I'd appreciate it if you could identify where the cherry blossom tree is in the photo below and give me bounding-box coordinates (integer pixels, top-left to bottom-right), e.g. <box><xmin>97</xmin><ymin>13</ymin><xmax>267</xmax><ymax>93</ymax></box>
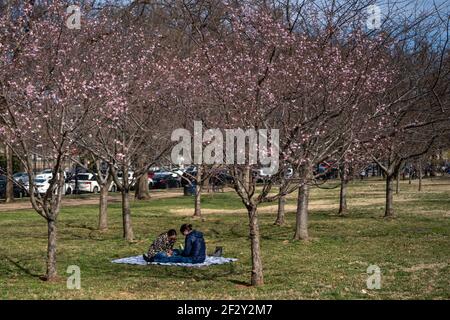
<box><xmin>270</xmin><ymin>0</ymin><xmax>450</xmax><ymax>233</ymax></box>
<box><xmin>279</xmin><ymin>30</ymin><xmax>393</xmax><ymax>239</ymax></box>
<box><xmin>0</xmin><ymin>0</ymin><xmax>102</xmax><ymax>280</ymax></box>
<box><xmin>74</xmin><ymin>10</ymin><xmax>177</xmax><ymax>241</ymax></box>
<box><xmin>360</xmin><ymin>13</ymin><xmax>450</xmax><ymax>217</ymax></box>
<box><xmin>173</xmin><ymin>5</ymin><xmax>296</xmax><ymax>285</ymax></box>
<box><xmin>175</xmin><ymin>2</ymin><xmax>393</xmax><ymax>284</ymax></box>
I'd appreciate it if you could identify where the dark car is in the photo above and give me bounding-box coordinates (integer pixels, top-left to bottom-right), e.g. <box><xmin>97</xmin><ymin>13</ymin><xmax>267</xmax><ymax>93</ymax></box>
<box><xmin>152</xmin><ymin>173</ymin><xmax>181</xmax><ymax>189</ymax></box>
<box><xmin>180</xmin><ymin>169</ymin><xmax>233</xmax><ymax>188</ymax></box>
<box><xmin>181</xmin><ymin>170</ymin><xmax>197</xmax><ymax>187</ymax></box>
<box><xmin>314</xmin><ymin>162</ymin><xmax>338</xmax><ymax>180</ymax></box>
<box><xmin>210</xmin><ymin>170</ymin><xmax>234</xmax><ymax>186</ymax></box>
<box><xmin>0</xmin><ymin>175</ymin><xmax>27</xmax><ymax>199</ymax></box>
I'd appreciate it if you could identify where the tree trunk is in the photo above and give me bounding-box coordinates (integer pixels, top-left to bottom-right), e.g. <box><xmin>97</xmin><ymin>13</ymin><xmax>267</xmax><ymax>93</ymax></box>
<box><xmin>418</xmin><ymin>162</ymin><xmax>423</xmax><ymax>192</ymax></box>
<box><xmin>338</xmin><ymin>163</ymin><xmax>348</xmax><ymax>216</ymax></box>
<box><xmin>384</xmin><ymin>174</ymin><xmax>395</xmax><ymax>218</ymax></box>
<box><xmin>193</xmin><ymin>185</ymin><xmax>202</xmax><ymax>217</ymax></box>
<box><xmin>122</xmin><ymin>189</ymin><xmax>134</xmax><ymax>241</ymax></box>
<box><xmin>46</xmin><ymin>219</ymin><xmax>57</xmax><ymax>281</ymax></box>
<box><xmin>396</xmin><ymin>170</ymin><xmax>400</xmax><ymax>194</ymax></box>
<box><xmin>248</xmin><ymin>206</ymin><xmax>263</xmax><ymax>286</ymax></box>
<box><xmin>274</xmin><ymin>193</ymin><xmax>286</xmax><ymax>225</ymax></box>
<box><xmin>98</xmin><ymin>184</ymin><xmax>109</xmax><ymax>230</ymax></box>
<box><xmin>5</xmin><ymin>145</ymin><xmax>14</xmax><ymax>203</ymax></box>
<box><xmin>193</xmin><ymin>165</ymin><xmax>202</xmax><ymax>217</ymax></box>
<box><xmin>294</xmin><ymin>182</ymin><xmax>310</xmax><ymax>240</ymax></box>
<box><xmin>204</xmin><ymin>179</ymin><xmax>211</xmax><ymax>193</ymax></box>
<box><xmin>338</xmin><ymin>178</ymin><xmax>348</xmax><ymax>215</ymax></box>
<box><xmin>135</xmin><ymin>173</ymin><xmax>150</xmax><ymax>200</ymax></box>
<box><xmin>243</xmin><ymin>165</ymin><xmax>251</xmax><ymax>191</ymax></box>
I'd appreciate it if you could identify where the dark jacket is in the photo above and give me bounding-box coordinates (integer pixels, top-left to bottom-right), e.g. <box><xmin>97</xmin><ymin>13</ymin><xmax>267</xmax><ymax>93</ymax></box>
<box><xmin>181</xmin><ymin>230</ymin><xmax>206</xmax><ymax>263</ymax></box>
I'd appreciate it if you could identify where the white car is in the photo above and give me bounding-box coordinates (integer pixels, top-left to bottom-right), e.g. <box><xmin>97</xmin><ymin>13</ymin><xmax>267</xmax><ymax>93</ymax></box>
<box><xmin>285</xmin><ymin>168</ymin><xmax>294</xmax><ymax>178</ymax></box>
<box><xmin>117</xmin><ymin>171</ymin><xmax>136</xmax><ymax>187</ymax></box>
<box><xmin>32</xmin><ymin>177</ymin><xmax>51</xmax><ymax>194</ymax></box>
<box><xmin>68</xmin><ymin>173</ymin><xmax>117</xmax><ymax>194</ymax></box>
<box><xmin>255</xmin><ymin>167</ymin><xmax>274</xmax><ymax>179</ymax></box>
<box><xmin>116</xmin><ymin>171</ymin><xmax>154</xmax><ymax>188</ymax></box>
<box><xmin>171</xmin><ymin>168</ymin><xmax>185</xmax><ymax>178</ymax></box>
<box><xmin>37</xmin><ymin>169</ymin><xmax>68</xmax><ymax>181</ymax></box>
<box><xmin>37</xmin><ymin>169</ymin><xmax>54</xmax><ymax>180</ymax></box>
<box><xmin>25</xmin><ymin>177</ymin><xmax>71</xmax><ymax>195</ymax></box>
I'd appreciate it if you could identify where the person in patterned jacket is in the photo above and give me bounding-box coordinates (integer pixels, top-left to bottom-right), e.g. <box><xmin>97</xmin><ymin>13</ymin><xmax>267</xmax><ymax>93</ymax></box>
<box><xmin>143</xmin><ymin>229</ymin><xmax>177</xmax><ymax>262</ymax></box>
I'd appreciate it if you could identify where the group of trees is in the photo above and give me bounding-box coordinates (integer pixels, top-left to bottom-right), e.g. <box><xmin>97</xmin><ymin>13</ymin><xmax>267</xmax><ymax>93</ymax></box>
<box><xmin>0</xmin><ymin>0</ymin><xmax>449</xmax><ymax>286</ymax></box>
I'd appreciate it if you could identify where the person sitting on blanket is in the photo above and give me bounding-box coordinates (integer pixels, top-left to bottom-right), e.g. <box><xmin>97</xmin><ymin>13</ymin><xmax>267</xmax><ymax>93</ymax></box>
<box><xmin>142</xmin><ymin>229</ymin><xmax>177</xmax><ymax>263</ymax></box>
<box><xmin>144</xmin><ymin>224</ymin><xmax>206</xmax><ymax>264</ymax></box>
<box><xmin>178</xmin><ymin>223</ymin><xmax>206</xmax><ymax>264</ymax></box>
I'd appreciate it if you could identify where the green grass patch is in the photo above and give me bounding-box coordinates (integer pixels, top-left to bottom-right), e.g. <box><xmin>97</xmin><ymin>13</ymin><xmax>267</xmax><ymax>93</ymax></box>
<box><xmin>0</xmin><ymin>178</ymin><xmax>449</xmax><ymax>299</ymax></box>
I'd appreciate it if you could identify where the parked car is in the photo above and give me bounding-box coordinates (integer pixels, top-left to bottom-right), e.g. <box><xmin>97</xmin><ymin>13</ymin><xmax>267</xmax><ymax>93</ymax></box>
<box><xmin>285</xmin><ymin>168</ymin><xmax>294</xmax><ymax>178</ymax></box>
<box><xmin>184</xmin><ymin>166</ymin><xmax>197</xmax><ymax>174</ymax></box>
<box><xmin>33</xmin><ymin>177</ymin><xmax>52</xmax><ymax>194</ymax></box>
<box><xmin>36</xmin><ymin>169</ymin><xmax>68</xmax><ymax>181</ymax></box>
<box><xmin>171</xmin><ymin>167</ymin><xmax>185</xmax><ymax>177</ymax></box>
<box><xmin>24</xmin><ymin>176</ymin><xmax>72</xmax><ymax>195</ymax></box>
<box><xmin>68</xmin><ymin>173</ymin><xmax>117</xmax><ymax>194</ymax></box>
<box><xmin>148</xmin><ymin>171</ymin><xmax>156</xmax><ymax>180</ymax></box>
<box><xmin>117</xmin><ymin>171</ymin><xmax>136</xmax><ymax>187</ymax></box>
<box><xmin>315</xmin><ymin>162</ymin><xmax>338</xmax><ymax>180</ymax></box>
<box><xmin>147</xmin><ymin>177</ymin><xmax>154</xmax><ymax>188</ymax></box>
<box><xmin>0</xmin><ymin>175</ymin><xmax>26</xmax><ymax>199</ymax></box>
<box><xmin>211</xmin><ymin>170</ymin><xmax>234</xmax><ymax>186</ymax></box>
<box><xmin>13</xmin><ymin>172</ymin><xmax>29</xmax><ymax>184</ymax></box>
<box><xmin>180</xmin><ymin>168</ymin><xmax>233</xmax><ymax>187</ymax></box>
<box><xmin>253</xmin><ymin>167</ymin><xmax>274</xmax><ymax>182</ymax></box>
<box><xmin>181</xmin><ymin>169</ymin><xmax>197</xmax><ymax>187</ymax></box>
<box><xmin>148</xmin><ymin>167</ymin><xmax>162</xmax><ymax>179</ymax></box>
<box><xmin>152</xmin><ymin>173</ymin><xmax>181</xmax><ymax>189</ymax></box>
<box><xmin>38</xmin><ymin>169</ymin><xmax>54</xmax><ymax>180</ymax></box>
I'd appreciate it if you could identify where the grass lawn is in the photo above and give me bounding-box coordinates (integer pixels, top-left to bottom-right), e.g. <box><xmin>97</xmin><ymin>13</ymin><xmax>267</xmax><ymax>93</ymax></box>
<box><xmin>0</xmin><ymin>177</ymin><xmax>449</xmax><ymax>299</ymax></box>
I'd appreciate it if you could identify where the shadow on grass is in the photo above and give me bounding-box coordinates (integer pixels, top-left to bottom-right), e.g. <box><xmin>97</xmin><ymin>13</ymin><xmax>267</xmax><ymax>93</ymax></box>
<box><xmin>60</xmin><ymin>222</ymin><xmax>118</xmax><ymax>242</ymax></box>
<box><xmin>160</xmin><ymin>263</ymin><xmax>238</xmax><ymax>281</ymax></box>
<box><xmin>228</xmin><ymin>279</ymin><xmax>252</xmax><ymax>287</ymax></box>
<box><xmin>3</xmin><ymin>255</ymin><xmax>41</xmax><ymax>278</ymax></box>
<box><xmin>62</xmin><ymin>221</ymin><xmax>97</xmax><ymax>231</ymax></box>
<box><xmin>109</xmin><ymin>262</ymin><xmax>239</xmax><ymax>282</ymax></box>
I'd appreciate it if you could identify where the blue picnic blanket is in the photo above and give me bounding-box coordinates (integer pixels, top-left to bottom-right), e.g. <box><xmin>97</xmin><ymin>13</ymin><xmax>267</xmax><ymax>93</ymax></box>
<box><xmin>111</xmin><ymin>255</ymin><xmax>237</xmax><ymax>268</ymax></box>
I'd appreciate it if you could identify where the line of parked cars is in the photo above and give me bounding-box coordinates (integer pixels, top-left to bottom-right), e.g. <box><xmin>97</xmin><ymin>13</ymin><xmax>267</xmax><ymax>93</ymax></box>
<box><xmin>1</xmin><ymin>170</ymin><xmax>108</xmax><ymax>198</ymax></box>
<box><xmin>149</xmin><ymin>167</ymin><xmax>186</xmax><ymax>189</ymax></box>
<box><xmin>2</xmin><ymin>164</ymin><xmax>302</xmax><ymax>199</ymax></box>
<box><xmin>0</xmin><ymin>166</ymin><xmax>189</xmax><ymax>199</ymax></box>
<box><xmin>0</xmin><ymin>175</ymin><xmax>27</xmax><ymax>199</ymax></box>
<box><xmin>66</xmin><ymin>173</ymin><xmax>118</xmax><ymax>194</ymax></box>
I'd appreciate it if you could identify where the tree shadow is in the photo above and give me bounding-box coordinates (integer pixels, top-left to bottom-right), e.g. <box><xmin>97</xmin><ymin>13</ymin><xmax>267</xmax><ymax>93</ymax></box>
<box><xmin>62</xmin><ymin>222</ymin><xmax>96</xmax><ymax>231</ymax></box>
<box><xmin>60</xmin><ymin>222</ymin><xmax>111</xmax><ymax>241</ymax></box>
<box><xmin>135</xmin><ymin>262</ymin><xmax>238</xmax><ymax>282</ymax></box>
<box><xmin>228</xmin><ymin>279</ymin><xmax>252</xmax><ymax>287</ymax></box>
<box><xmin>3</xmin><ymin>255</ymin><xmax>41</xmax><ymax>278</ymax></box>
